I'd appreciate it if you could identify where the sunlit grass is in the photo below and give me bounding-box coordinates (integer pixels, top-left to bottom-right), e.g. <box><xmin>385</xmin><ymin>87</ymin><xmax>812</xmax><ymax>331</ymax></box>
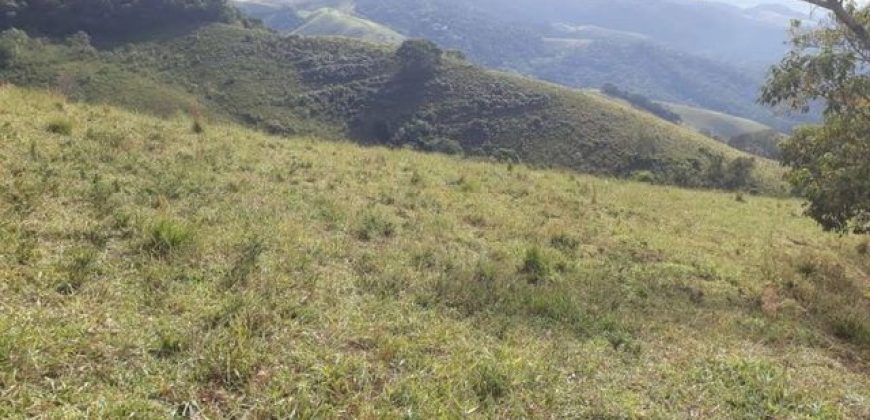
<box><xmin>0</xmin><ymin>86</ymin><xmax>867</xmax><ymax>418</ymax></box>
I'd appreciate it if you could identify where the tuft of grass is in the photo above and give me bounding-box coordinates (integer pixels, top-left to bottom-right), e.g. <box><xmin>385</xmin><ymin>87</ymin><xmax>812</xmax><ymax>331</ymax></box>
<box><xmin>520</xmin><ymin>247</ymin><xmax>551</xmax><ymax>285</ymax></box>
<box><xmin>470</xmin><ymin>359</ymin><xmax>510</xmax><ymax>403</ymax></box>
<box><xmin>55</xmin><ymin>247</ymin><xmax>97</xmax><ymax>295</ymax></box>
<box><xmin>145</xmin><ymin>218</ymin><xmax>193</xmax><ymax>258</ymax></box>
<box><xmin>223</xmin><ymin>237</ymin><xmax>266</xmax><ymax>289</ymax></box>
<box><xmin>198</xmin><ymin>325</ymin><xmax>260</xmax><ymax>390</ymax></box>
<box><xmin>46</xmin><ymin>118</ymin><xmax>73</xmax><ymax>135</ymax></box>
<box><xmin>151</xmin><ymin>327</ymin><xmax>186</xmax><ymax>358</ymax></box>
<box><xmin>355</xmin><ymin>210</ymin><xmax>397</xmax><ymax>241</ymax></box>
<box><xmin>550</xmin><ymin>233</ymin><xmax>580</xmax><ymax>253</ymax></box>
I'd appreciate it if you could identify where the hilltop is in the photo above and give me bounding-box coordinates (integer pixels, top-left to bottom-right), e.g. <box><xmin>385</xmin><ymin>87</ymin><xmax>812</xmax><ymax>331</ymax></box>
<box><xmin>291</xmin><ymin>8</ymin><xmax>404</xmax><ymax>44</ymax></box>
<box><xmin>0</xmin><ymin>24</ymin><xmax>783</xmax><ymax>191</ymax></box>
<box><xmin>239</xmin><ymin>0</ymin><xmax>813</xmax><ymax>132</ymax></box>
<box><xmin>0</xmin><ymin>86</ymin><xmax>867</xmax><ymax>417</ymax></box>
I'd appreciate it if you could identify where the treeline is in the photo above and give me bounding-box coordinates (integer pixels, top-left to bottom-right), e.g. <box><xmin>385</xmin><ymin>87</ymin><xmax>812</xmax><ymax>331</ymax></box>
<box><xmin>0</xmin><ymin>0</ymin><xmax>247</xmax><ymax>40</ymax></box>
<box><xmin>601</xmin><ymin>83</ymin><xmax>682</xmax><ymax>124</ymax></box>
<box><xmin>727</xmin><ymin>130</ymin><xmax>782</xmax><ymax>161</ymax></box>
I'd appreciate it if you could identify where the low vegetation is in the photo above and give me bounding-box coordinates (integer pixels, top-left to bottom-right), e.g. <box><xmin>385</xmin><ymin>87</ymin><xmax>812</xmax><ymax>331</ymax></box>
<box><xmin>0</xmin><ymin>24</ymin><xmax>785</xmax><ymax>192</ymax></box>
<box><xmin>0</xmin><ymin>86</ymin><xmax>866</xmax><ymax>417</ymax></box>
<box><xmin>601</xmin><ymin>83</ymin><xmax>682</xmax><ymax>124</ymax></box>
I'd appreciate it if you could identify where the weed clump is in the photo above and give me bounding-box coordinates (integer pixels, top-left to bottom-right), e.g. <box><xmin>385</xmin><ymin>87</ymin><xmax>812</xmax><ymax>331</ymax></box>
<box><xmin>151</xmin><ymin>327</ymin><xmax>186</xmax><ymax>358</ymax></box>
<box><xmin>520</xmin><ymin>247</ymin><xmax>550</xmax><ymax>284</ymax></box>
<box><xmin>470</xmin><ymin>360</ymin><xmax>509</xmax><ymax>403</ymax></box>
<box><xmin>198</xmin><ymin>327</ymin><xmax>259</xmax><ymax>389</ymax></box>
<box><xmin>55</xmin><ymin>247</ymin><xmax>97</xmax><ymax>294</ymax></box>
<box><xmin>223</xmin><ymin>237</ymin><xmax>266</xmax><ymax>289</ymax></box>
<box><xmin>355</xmin><ymin>211</ymin><xmax>396</xmax><ymax>241</ymax></box>
<box><xmin>145</xmin><ymin>218</ymin><xmax>192</xmax><ymax>258</ymax></box>
<box><xmin>784</xmin><ymin>255</ymin><xmax>870</xmax><ymax>346</ymax></box>
<box><xmin>550</xmin><ymin>233</ymin><xmax>580</xmax><ymax>252</ymax></box>
<box><xmin>46</xmin><ymin>118</ymin><xmax>73</xmax><ymax>135</ymax></box>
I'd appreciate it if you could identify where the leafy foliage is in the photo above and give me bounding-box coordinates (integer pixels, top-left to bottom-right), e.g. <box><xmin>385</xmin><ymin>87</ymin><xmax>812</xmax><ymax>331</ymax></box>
<box><xmin>727</xmin><ymin>130</ymin><xmax>783</xmax><ymax>160</ymax></box>
<box><xmin>0</xmin><ymin>0</ymin><xmax>246</xmax><ymax>41</ymax></box>
<box><xmin>762</xmin><ymin>1</ymin><xmax>870</xmax><ymax>233</ymax></box>
<box><xmin>396</xmin><ymin>39</ymin><xmax>442</xmax><ymax>79</ymax></box>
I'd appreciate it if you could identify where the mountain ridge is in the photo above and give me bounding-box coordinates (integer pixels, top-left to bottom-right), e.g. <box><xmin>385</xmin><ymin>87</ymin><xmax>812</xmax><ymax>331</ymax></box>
<box><xmin>0</xmin><ymin>23</ymin><xmax>785</xmax><ymax>192</ymax></box>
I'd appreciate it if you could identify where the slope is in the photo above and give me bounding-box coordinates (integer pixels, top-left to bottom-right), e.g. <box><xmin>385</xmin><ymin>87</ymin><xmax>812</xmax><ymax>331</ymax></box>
<box><xmin>243</xmin><ymin>0</ymin><xmax>809</xmax><ymax>131</ymax></box>
<box><xmin>664</xmin><ymin>102</ymin><xmax>774</xmax><ymax>139</ymax></box>
<box><xmin>0</xmin><ymin>24</ymin><xmax>784</xmax><ymax>192</ymax></box>
<box><xmin>0</xmin><ymin>86</ymin><xmax>867</xmax><ymax>417</ymax></box>
<box><xmin>291</xmin><ymin>8</ymin><xmax>405</xmax><ymax>44</ymax></box>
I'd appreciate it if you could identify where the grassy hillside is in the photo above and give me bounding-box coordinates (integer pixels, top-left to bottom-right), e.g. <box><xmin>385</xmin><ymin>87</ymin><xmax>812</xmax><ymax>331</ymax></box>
<box><xmin>664</xmin><ymin>101</ymin><xmax>774</xmax><ymax>139</ymax></box>
<box><xmin>291</xmin><ymin>8</ymin><xmax>404</xmax><ymax>44</ymax></box>
<box><xmin>1</xmin><ymin>86</ymin><xmax>868</xmax><ymax>417</ymax></box>
<box><xmin>0</xmin><ymin>24</ymin><xmax>784</xmax><ymax>192</ymax></box>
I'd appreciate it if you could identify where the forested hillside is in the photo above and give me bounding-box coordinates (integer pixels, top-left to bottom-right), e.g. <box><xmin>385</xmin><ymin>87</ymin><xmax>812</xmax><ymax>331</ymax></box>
<box><xmin>0</xmin><ymin>0</ymin><xmax>249</xmax><ymax>42</ymax></box>
<box><xmin>237</xmin><ymin>0</ymin><xmax>813</xmax><ymax>131</ymax></box>
<box><xmin>0</xmin><ymin>22</ymin><xmax>782</xmax><ymax>191</ymax></box>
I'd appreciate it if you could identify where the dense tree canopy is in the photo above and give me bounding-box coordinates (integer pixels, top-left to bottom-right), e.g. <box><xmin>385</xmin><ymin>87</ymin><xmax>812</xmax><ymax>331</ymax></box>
<box><xmin>762</xmin><ymin>0</ymin><xmax>869</xmax><ymax>233</ymax></box>
<box><xmin>396</xmin><ymin>39</ymin><xmax>443</xmax><ymax>79</ymax></box>
<box><xmin>0</xmin><ymin>0</ymin><xmax>245</xmax><ymax>40</ymax></box>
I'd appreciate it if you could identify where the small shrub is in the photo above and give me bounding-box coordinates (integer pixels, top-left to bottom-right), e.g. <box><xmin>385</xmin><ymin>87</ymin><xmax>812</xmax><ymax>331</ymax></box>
<box><xmin>520</xmin><ymin>247</ymin><xmax>550</xmax><ymax>285</ymax></box>
<box><xmin>795</xmin><ymin>260</ymin><xmax>817</xmax><ymax>277</ymax></box>
<box><xmin>198</xmin><ymin>326</ymin><xmax>259</xmax><ymax>389</ymax></box>
<box><xmin>830</xmin><ymin>310</ymin><xmax>870</xmax><ymax>343</ymax></box>
<box><xmin>223</xmin><ymin>238</ymin><xmax>266</xmax><ymax>289</ymax></box>
<box><xmin>192</xmin><ymin>119</ymin><xmax>205</xmax><ymax>134</ymax></box>
<box><xmin>151</xmin><ymin>328</ymin><xmax>186</xmax><ymax>358</ymax></box>
<box><xmin>46</xmin><ymin>119</ymin><xmax>73</xmax><ymax>136</ymax></box>
<box><xmin>355</xmin><ymin>211</ymin><xmax>396</xmax><ymax>241</ymax></box>
<box><xmin>470</xmin><ymin>360</ymin><xmax>509</xmax><ymax>403</ymax></box>
<box><xmin>56</xmin><ymin>247</ymin><xmax>97</xmax><ymax>294</ymax></box>
<box><xmin>550</xmin><ymin>234</ymin><xmax>580</xmax><ymax>252</ymax></box>
<box><xmin>145</xmin><ymin>218</ymin><xmax>192</xmax><ymax>257</ymax></box>
<box><xmin>410</xmin><ymin>170</ymin><xmax>424</xmax><ymax>186</ymax></box>
<box><xmin>630</xmin><ymin>170</ymin><xmax>656</xmax><ymax>184</ymax></box>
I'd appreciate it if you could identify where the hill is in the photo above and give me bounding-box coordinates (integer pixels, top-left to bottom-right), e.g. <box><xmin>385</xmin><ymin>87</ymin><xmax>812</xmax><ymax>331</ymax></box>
<box><xmin>664</xmin><ymin>102</ymin><xmax>774</xmax><ymax>140</ymax></box>
<box><xmin>0</xmin><ymin>86</ymin><xmax>867</xmax><ymax>417</ymax></box>
<box><xmin>0</xmin><ymin>0</ymin><xmax>249</xmax><ymax>43</ymax></box>
<box><xmin>291</xmin><ymin>8</ymin><xmax>405</xmax><ymax>44</ymax></box>
<box><xmin>0</xmin><ymin>24</ymin><xmax>784</xmax><ymax>192</ymax></box>
<box><xmin>237</xmin><ymin>2</ymin><xmax>404</xmax><ymax>43</ymax></box>
<box><xmin>241</xmin><ymin>0</ymin><xmax>813</xmax><ymax>131</ymax></box>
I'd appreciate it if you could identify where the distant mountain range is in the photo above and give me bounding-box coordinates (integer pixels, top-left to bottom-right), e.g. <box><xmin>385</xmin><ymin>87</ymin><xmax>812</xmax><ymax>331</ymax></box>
<box><xmin>235</xmin><ymin>0</ymin><xmax>818</xmax><ymax>132</ymax></box>
<box><xmin>0</xmin><ymin>19</ymin><xmax>783</xmax><ymax>191</ymax></box>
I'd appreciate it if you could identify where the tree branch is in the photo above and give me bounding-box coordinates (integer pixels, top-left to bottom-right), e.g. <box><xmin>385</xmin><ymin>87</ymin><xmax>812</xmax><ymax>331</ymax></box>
<box><xmin>802</xmin><ymin>0</ymin><xmax>870</xmax><ymax>50</ymax></box>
